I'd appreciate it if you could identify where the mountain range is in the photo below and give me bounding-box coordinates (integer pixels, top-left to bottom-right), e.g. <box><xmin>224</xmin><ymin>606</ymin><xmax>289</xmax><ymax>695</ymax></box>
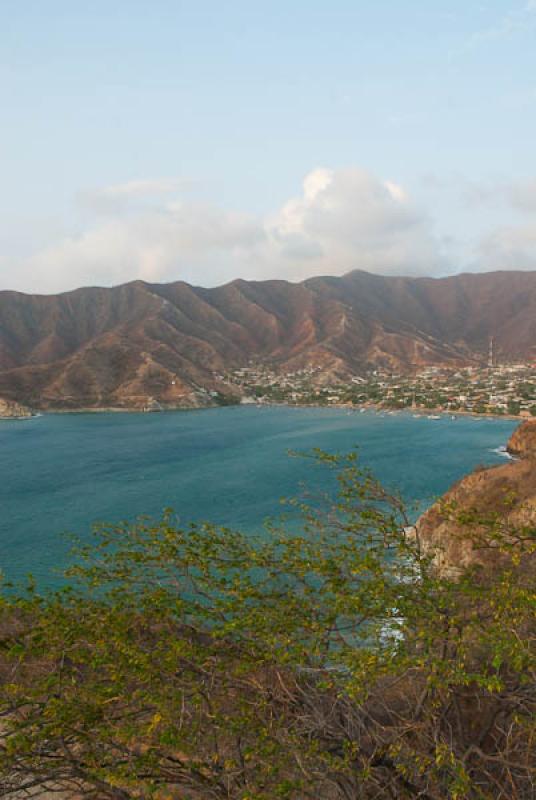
<box><xmin>0</xmin><ymin>269</ymin><xmax>535</xmax><ymax>410</ymax></box>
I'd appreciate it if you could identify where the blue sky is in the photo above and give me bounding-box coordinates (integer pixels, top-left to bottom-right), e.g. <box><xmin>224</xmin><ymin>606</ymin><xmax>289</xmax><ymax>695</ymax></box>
<box><xmin>1</xmin><ymin>0</ymin><xmax>536</xmax><ymax>293</ymax></box>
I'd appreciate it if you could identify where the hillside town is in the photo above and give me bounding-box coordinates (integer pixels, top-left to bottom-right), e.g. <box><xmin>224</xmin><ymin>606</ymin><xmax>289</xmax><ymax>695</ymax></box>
<box><xmin>217</xmin><ymin>361</ymin><xmax>536</xmax><ymax>417</ymax></box>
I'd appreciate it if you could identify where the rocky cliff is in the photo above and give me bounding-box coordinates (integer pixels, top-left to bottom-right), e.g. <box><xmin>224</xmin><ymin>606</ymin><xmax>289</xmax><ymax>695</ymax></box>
<box><xmin>507</xmin><ymin>419</ymin><xmax>536</xmax><ymax>459</ymax></box>
<box><xmin>0</xmin><ymin>397</ymin><xmax>34</xmax><ymax>418</ymax></box>
<box><xmin>417</xmin><ymin>420</ymin><xmax>536</xmax><ymax>577</ymax></box>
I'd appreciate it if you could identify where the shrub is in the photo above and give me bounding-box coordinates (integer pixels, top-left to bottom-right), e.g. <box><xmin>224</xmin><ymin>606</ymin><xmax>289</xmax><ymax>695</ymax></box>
<box><xmin>1</xmin><ymin>453</ymin><xmax>534</xmax><ymax>798</ymax></box>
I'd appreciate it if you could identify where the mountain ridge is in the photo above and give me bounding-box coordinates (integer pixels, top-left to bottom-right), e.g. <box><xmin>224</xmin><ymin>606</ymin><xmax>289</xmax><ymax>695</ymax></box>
<box><xmin>0</xmin><ymin>269</ymin><xmax>535</xmax><ymax>409</ymax></box>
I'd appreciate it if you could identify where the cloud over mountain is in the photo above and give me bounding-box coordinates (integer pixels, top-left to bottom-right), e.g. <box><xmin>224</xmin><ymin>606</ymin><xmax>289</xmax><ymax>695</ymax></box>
<box><xmin>465</xmin><ymin>177</ymin><xmax>536</xmax><ymax>271</ymax></box>
<box><xmin>266</xmin><ymin>167</ymin><xmax>444</xmax><ymax>277</ymax></box>
<box><xmin>12</xmin><ymin>167</ymin><xmax>445</xmax><ymax>294</ymax></box>
<box><xmin>5</xmin><ymin>166</ymin><xmax>536</xmax><ymax>296</ymax></box>
<box><xmin>479</xmin><ymin>223</ymin><xmax>536</xmax><ymax>271</ymax></box>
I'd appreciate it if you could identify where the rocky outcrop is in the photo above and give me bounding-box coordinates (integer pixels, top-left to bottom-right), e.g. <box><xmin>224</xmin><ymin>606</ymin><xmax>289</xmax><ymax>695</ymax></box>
<box><xmin>0</xmin><ymin>397</ymin><xmax>34</xmax><ymax>418</ymax></box>
<box><xmin>417</xmin><ymin>422</ymin><xmax>536</xmax><ymax>577</ymax></box>
<box><xmin>507</xmin><ymin>419</ymin><xmax>536</xmax><ymax>459</ymax></box>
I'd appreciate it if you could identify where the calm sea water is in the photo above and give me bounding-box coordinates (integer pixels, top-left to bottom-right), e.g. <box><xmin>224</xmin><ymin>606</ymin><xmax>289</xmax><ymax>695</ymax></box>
<box><xmin>0</xmin><ymin>406</ymin><xmax>517</xmax><ymax>585</ymax></box>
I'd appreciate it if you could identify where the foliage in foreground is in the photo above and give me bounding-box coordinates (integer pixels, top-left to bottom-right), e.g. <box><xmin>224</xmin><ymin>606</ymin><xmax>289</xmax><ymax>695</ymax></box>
<box><xmin>0</xmin><ymin>452</ymin><xmax>535</xmax><ymax>799</ymax></box>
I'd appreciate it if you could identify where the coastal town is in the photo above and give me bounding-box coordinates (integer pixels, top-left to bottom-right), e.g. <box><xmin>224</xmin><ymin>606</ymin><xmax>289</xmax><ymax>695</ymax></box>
<box><xmin>217</xmin><ymin>361</ymin><xmax>536</xmax><ymax>418</ymax></box>
<box><xmin>3</xmin><ymin>361</ymin><xmax>535</xmax><ymax>418</ymax></box>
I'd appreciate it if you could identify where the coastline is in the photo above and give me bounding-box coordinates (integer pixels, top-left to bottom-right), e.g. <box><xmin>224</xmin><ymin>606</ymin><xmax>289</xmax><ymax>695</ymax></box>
<box><xmin>4</xmin><ymin>400</ymin><xmax>524</xmax><ymax>422</ymax></box>
<box><xmin>237</xmin><ymin>400</ymin><xmax>523</xmax><ymax>422</ymax></box>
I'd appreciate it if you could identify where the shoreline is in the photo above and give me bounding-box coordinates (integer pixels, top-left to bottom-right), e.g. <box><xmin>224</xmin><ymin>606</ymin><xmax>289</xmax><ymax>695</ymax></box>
<box><xmin>1</xmin><ymin>401</ymin><xmax>524</xmax><ymax>423</ymax></box>
<box><xmin>235</xmin><ymin>400</ymin><xmax>522</xmax><ymax>422</ymax></box>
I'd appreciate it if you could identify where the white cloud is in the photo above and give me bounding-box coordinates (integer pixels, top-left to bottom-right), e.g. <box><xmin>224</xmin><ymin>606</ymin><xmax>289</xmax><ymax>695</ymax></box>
<box><xmin>508</xmin><ymin>179</ymin><xmax>536</xmax><ymax>212</ymax></box>
<box><xmin>435</xmin><ymin>174</ymin><xmax>536</xmax><ymax>272</ymax></box>
<box><xmin>78</xmin><ymin>178</ymin><xmax>191</xmax><ymax>216</ymax></box>
<box><xmin>94</xmin><ymin>178</ymin><xmax>183</xmax><ymax>199</ymax></box>
<box><xmin>431</xmin><ymin>174</ymin><xmax>536</xmax><ymax>215</ymax></box>
<box><xmin>462</xmin><ymin>1</ymin><xmax>536</xmax><ymax>51</ymax></box>
<box><xmin>449</xmin><ymin>2</ymin><xmax>536</xmax><ymax>61</ymax></box>
<box><xmin>6</xmin><ymin>167</ymin><xmax>536</xmax><ymax>295</ymax></box>
<box><xmin>25</xmin><ymin>204</ymin><xmax>266</xmax><ymax>292</ymax></box>
<box><xmin>6</xmin><ymin>167</ymin><xmax>449</xmax><ymax>294</ymax></box>
<box><xmin>266</xmin><ymin>167</ymin><xmax>443</xmax><ymax>278</ymax></box>
<box><xmin>477</xmin><ymin>222</ymin><xmax>536</xmax><ymax>270</ymax></box>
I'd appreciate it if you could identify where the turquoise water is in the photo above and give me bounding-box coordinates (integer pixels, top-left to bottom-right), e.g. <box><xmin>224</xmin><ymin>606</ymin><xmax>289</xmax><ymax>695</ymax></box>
<box><xmin>0</xmin><ymin>406</ymin><xmax>517</xmax><ymax>585</ymax></box>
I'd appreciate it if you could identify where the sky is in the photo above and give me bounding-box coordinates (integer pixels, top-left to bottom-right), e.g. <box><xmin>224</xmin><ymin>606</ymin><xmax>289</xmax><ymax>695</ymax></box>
<box><xmin>1</xmin><ymin>0</ymin><xmax>536</xmax><ymax>294</ymax></box>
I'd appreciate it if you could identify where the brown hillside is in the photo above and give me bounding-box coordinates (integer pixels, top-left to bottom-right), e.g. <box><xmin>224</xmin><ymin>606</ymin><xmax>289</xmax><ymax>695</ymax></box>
<box><xmin>417</xmin><ymin>420</ymin><xmax>536</xmax><ymax>577</ymax></box>
<box><xmin>0</xmin><ymin>269</ymin><xmax>535</xmax><ymax>409</ymax></box>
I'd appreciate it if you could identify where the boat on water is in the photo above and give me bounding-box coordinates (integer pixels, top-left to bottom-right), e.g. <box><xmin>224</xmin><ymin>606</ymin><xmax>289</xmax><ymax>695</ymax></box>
<box><xmin>428</xmin><ymin>415</ymin><xmax>441</xmax><ymax>420</ymax></box>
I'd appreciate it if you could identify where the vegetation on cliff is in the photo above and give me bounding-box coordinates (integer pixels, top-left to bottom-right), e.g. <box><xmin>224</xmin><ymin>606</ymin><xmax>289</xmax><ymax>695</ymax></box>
<box><xmin>0</xmin><ymin>449</ymin><xmax>534</xmax><ymax>799</ymax></box>
<box><xmin>418</xmin><ymin>420</ymin><xmax>536</xmax><ymax>578</ymax></box>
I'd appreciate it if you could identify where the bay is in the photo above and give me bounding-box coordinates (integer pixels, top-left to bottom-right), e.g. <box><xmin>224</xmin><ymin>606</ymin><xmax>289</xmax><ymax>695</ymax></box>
<box><xmin>0</xmin><ymin>406</ymin><xmax>517</xmax><ymax>585</ymax></box>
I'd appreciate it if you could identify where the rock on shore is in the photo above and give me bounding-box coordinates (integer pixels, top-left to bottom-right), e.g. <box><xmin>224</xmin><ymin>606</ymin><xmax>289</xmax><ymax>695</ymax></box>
<box><xmin>507</xmin><ymin>418</ymin><xmax>536</xmax><ymax>459</ymax></box>
<box><xmin>0</xmin><ymin>397</ymin><xmax>34</xmax><ymax>418</ymax></box>
<box><xmin>416</xmin><ymin>420</ymin><xmax>536</xmax><ymax>577</ymax></box>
